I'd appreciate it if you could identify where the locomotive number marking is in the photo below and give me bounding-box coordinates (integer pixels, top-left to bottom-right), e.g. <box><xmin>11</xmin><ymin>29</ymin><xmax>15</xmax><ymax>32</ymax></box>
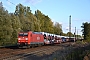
<box><xmin>37</xmin><ymin>37</ymin><xmax>40</xmax><ymax>40</ymax></box>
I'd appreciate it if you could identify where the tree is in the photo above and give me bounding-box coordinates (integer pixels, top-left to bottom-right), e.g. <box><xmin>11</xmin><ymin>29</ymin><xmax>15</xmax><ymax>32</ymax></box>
<box><xmin>81</xmin><ymin>22</ymin><xmax>90</xmax><ymax>40</ymax></box>
<box><xmin>35</xmin><ymin>10</ymin><xmax>54</xmax><ymax>33</ymax></box>
<box><xmin>43</xmin><ymin>15</ymin><xmax>54</xmax><ymax>33</ymax></box>
<box><xmin>34</xmin><ymin>10</ymin><xmax>43</xmax><ymax>31</ymax></box>
<box><xmin>10</xmin><ymin>13</ymin><xmax>21</xmax><ymax>43</ymax></box>
<box><xmin>0</xmin><ymin>2</ymin><xmax>13</xmax><ymax>45</ymax></box>
<box><xmin>53</xmin><ymin>22</ymin><xmax>62</xmax><ymax>35</ymax></box>
<box><xmin>14</xmin><ymin>4</ymin><xmax>35</xmax><ymax>31</ymax></box>
<box><xmin>67</xmin><ymin>32</ymin><xmax>73</xmax><ymax>37</ymax></box>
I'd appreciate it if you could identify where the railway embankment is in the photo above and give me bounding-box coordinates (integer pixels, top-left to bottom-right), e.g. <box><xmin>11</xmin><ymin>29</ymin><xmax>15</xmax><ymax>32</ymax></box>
<box><xmin>0</xmin><ymin>41</ymin><xmax>90</xmax><ymax>60</ymax></box>
<box><xmin>47</xmin><ymin>42</ymin><xmax>90</xmax><ymax>60</ymax></box>
<box><xmin>23</xmin><ymin>42</ymin><xmax>90</xmax><ymax>60</ymax></box>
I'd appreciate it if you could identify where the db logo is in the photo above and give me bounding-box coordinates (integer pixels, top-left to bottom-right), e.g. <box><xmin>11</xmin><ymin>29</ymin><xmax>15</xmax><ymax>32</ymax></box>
<box><xmin>37</xmin><ymin>37</ymin><xmax>40</xmax><ymax>40</ymax></box>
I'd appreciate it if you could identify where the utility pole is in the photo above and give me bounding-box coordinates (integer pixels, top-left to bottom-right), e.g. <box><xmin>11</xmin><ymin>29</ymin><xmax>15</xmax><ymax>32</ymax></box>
<box><xmin>77</xmin><ymin>29</ymin><xmax>78</xmax><ymax>40</ymax></box>
<box><xmin>74</xmin><ymin>27</ymin><xmax>76</xmax><ymax>42</ymax></box>
<box><xmin>69</xmin><ymin>15</ymin><xmax>71</xmax><ymax>41</ymax></box>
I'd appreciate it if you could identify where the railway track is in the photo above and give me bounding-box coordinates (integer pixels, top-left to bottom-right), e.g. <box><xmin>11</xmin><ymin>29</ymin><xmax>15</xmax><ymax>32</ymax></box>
<box><xmin>0</xmin><ymin>42</ymin><xmax>76</xmax><ymax>60</ymax></box>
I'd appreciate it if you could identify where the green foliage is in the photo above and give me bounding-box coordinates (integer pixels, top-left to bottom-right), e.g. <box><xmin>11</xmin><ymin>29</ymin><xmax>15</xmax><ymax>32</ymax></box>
<box><xmin>0</xmin><ymin>3</ymin><xmax>64</xmax><ymax>46</ymax></box>
<box><xmin>35</xmin><ymin>10</ymin><xmax>56</xmax><ymax>33</ymax></box>
<box><xmin>0</xmin><ymin>2</ymin><xmax>13</xmax><ymax>46</ymax></box>
<box><xmin>81</xmin><ymin>22</ymin><xmax>90</xmax><ymax>41</ymax></box>
<box><xmin>53</xmin><ymin>22</ymin><xmax>62</xmax><ymax>35</ymax></box>
<box><xmin>66</xmin><ymin>32</ymin><xmax>74</xmax><ymax>37</ymax></box>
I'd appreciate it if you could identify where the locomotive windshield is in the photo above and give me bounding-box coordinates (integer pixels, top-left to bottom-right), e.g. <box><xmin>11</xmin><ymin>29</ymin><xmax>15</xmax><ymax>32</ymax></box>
<box><xmin>24</xmin><ymin>33</ymin><xmax>28</xmax><ymax>36</ymax></box>
<box><xmin>19</xmin><ymin>33</ymin><xmax>23</xmax><ymax>36</ymax></box>
<box><xmin>19</xmin><ymin>33</ymin><xmax>28</xmax><ymax>36</ymax></box>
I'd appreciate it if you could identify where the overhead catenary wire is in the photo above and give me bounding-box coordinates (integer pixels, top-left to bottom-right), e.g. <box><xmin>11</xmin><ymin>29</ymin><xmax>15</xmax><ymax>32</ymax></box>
<box><xmin>6</xmin><ymin>0</ymin><xmax>38</xmax><ymax>10</ymax></box>
<box><xmin>0</xmin><ymin>0</ymin><xmax>16</xmax><ymax>12</ymax></box>
<box><xmin>6</xmin><ymin>0</ymin><xmax>16</xmax><ymax>6</ymax></box>
<box><xmin>28</xmin><ymin>1</ymin><xmax>38</xmax><ymax>10</ymax></box>
<box><xmin>5</xmin><ymin>0</ymin><xmax>39</xmax><ymax>15</ymax></box>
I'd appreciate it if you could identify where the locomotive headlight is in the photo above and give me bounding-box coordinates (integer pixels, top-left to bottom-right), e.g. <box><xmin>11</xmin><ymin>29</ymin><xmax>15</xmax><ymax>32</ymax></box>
<box><xmin>18</xmin><ymin>38</ymin><xmax>21</xmax><ymax>40</ymax></box>
<box><xmin>26</xmin><ymin>38</ymin><xmax>28</xmax><ymax>40</ymax></box>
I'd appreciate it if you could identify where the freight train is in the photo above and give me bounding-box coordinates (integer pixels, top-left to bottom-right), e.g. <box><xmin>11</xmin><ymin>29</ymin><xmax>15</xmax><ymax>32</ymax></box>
<box><xmin>17</xmin><ymin>31</ymin><xmax>75</xmax><ymax>48</ymax></box>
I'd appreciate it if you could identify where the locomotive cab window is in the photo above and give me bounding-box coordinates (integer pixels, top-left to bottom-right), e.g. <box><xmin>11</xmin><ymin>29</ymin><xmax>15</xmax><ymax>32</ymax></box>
<box><xmin>24</xmin><ymin>33</ymin><xmax>28</xmax><ymax>36</ymax></box>
<box><xmin>19</xmin><ymin>33</ymin><xmax>23</xmax><ymax>36</ymax></box>
<box><xmin>19</xmin><ymin>33</ymin><xmax>28</xmax><ymax>36</ymax></box>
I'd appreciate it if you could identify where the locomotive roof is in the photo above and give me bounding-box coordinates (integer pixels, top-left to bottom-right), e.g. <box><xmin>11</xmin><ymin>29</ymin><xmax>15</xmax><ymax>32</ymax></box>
<box><xmin>33</xmin><ymin>32</ymin><xmax>42</xmax><ymax>34</ymax></box>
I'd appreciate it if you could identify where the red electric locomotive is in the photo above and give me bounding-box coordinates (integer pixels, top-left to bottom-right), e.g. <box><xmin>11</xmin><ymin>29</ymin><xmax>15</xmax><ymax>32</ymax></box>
<box><xmin>17</xmin><ymin>31</ymin><xmax>44</xmax><ymax>47</ymax></box>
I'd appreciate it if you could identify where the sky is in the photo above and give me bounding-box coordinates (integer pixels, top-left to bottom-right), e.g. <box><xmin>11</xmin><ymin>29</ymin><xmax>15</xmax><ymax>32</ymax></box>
<box><xmin>0</xmin><ymin>0</ymin><xmax>90</xmax><ymax>35</ymax></box>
